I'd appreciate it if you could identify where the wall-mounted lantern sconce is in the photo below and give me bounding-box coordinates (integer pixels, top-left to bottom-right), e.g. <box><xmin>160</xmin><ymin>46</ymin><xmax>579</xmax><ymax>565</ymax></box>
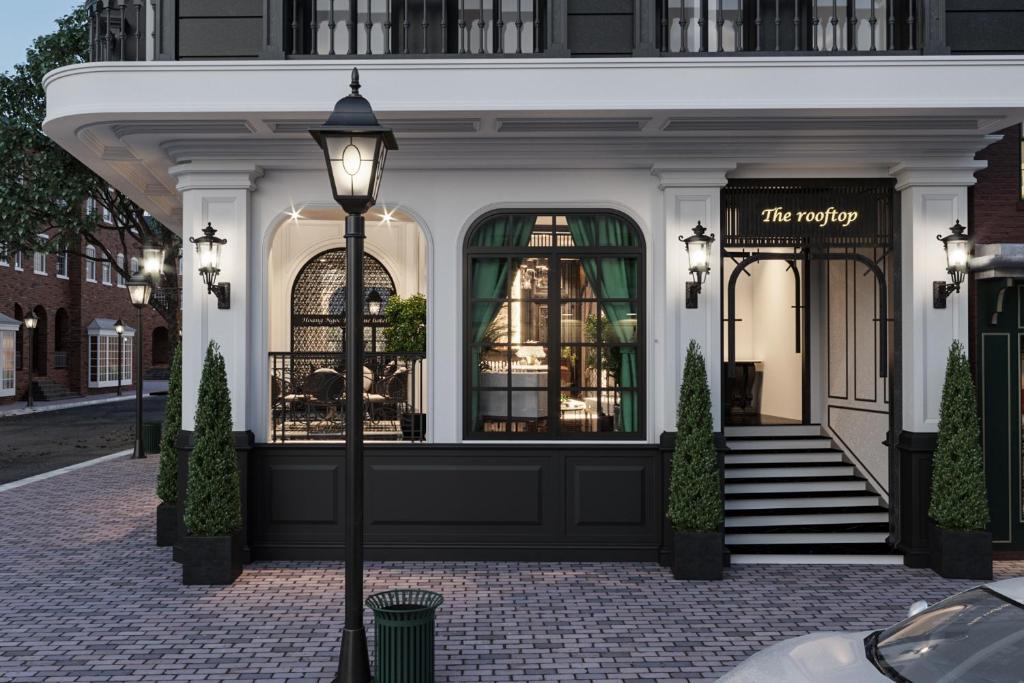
<box><xmin>679</xmin><ymin>221</ymin><xmax>716</xmax><ymax>309</ymax></box>
<box><xmin>188</xmin><ymin>222</ymin><xmax>230</xmax><ymax>310</ymax></box>
<box><xmin>141</xmin><ymin>238</ymin><xmax>165</xmax><ymax>278</ymax></box>
<box><xmin>934</xmin><ymin>220</ymin><xmax>971</xmax><ymax>309</ymax></box>
<box><xmin>366</xmin><ymin>290</ymin><xmax>383</xmax><ymax>316</ymax></box>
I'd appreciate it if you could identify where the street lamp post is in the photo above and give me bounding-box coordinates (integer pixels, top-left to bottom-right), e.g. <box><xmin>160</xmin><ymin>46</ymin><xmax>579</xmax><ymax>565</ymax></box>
<box><xmin>114</xmin><ymin>319</ymin><xmax>125</xmax><ymax>397</ymax></box>
<box><xmin>310</xmin><ymin>68</ymin><xmax>398</xmax><ymax>683</ymax></box>
<box><xmin>23</xmin><ymin>312</ymin><xmax>38</xmax><ymax>408</ymax></box>
<box><xmin>127</xmin><ymin>274</ymin><xmax>153</xmax><ymax>459</ymax></box>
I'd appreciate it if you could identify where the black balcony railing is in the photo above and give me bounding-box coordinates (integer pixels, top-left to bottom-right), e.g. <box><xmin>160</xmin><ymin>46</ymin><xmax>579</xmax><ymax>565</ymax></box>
<box><xmin>87</xmin><ymin>0</ymin><xmax>148</xmax><ymax>62</ymax></box>
<box><xmin>270</xmin><ymin>351</ymin><xmax>426</xmax><ymax>442</ymax></box>
<box><xmin>657</xmin><ymin>0</ymin><xmax>925</xmax><ymax>54</ymax></box>
<box><xmin>101</xmin><ymin>0</ymin><xmax>948</xmax><ymax>62</ymax></box>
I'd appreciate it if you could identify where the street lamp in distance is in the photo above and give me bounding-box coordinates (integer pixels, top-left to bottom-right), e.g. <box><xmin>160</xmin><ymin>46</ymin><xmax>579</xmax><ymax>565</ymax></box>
<box><xmin>114</xmin><ymin>319</ymin><xmax>125</xmax><ymax>397</ymax></box>
<box><xmin>127</xmin><ymin>274</ymin><xmax>153</xmax><ymax>459</ymax></box>
<box><xmin>23</xmin><ymin>311</ymin><xmax>38</xmax><ymax>409</ymax></box>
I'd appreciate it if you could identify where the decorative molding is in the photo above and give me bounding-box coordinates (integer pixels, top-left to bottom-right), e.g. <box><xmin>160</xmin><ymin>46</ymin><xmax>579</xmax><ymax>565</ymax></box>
<box><xmin>652</xmin><ymin>162</ymin><xmax>736</xmax><ymax>189</ymax></box>
<box><xmin>169</xmin><ymin>162</ymin><xmax>264</xmax><ymax>192</ymax></box>
<box><xmin>890</xmin><ymin>159</ymin><xmax>989</xmax><ymax>190</ymax></box>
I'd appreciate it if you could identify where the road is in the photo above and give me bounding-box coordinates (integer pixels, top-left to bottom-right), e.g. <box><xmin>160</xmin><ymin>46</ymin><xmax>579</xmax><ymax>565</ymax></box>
<box><xmin>0</xmin><ymin>396</ymin><xmax>167</xmax><ymax>485</ymax></box>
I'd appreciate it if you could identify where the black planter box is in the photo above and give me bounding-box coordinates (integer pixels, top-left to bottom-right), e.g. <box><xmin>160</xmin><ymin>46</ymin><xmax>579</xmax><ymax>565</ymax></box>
<box><xmin>929</xmin><ymin>525</ymin><xmax>993</xmax><ymax>580</ymax></box>
<box><xmin>156</xmin><ymin>502</ymin><xmax>177</xmax><ymax>547</ymax></box>
<box><xmin>182</xmin><ymin>530</ymin><xmax>243</xmax><ymax>585</ymax></box>
<box><xmin>672</xmin><ymin>531</ymin><xmax>724</xmax><ymax>580</ymax></box>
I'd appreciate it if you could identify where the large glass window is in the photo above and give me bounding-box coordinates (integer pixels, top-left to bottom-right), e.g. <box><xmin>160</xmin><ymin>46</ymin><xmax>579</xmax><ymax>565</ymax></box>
<box><xmin>465</xmin><ymin>211</ymin><xmax>644</xmax><ymax>439</ymax></box>
<box><xmin>88</xmin><ymin>333</ymin><xmax>132</xmax><ymax>387</ymax></box>
<box><xmin>0</xmin><ymin>330</ymin><xmax>15</xmax><ymax>396</ymax></box>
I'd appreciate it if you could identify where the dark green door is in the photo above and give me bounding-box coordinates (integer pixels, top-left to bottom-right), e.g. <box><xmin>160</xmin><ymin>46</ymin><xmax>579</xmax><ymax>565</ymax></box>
<box><xmin>978</xmin><ymin>279</ymin><xmax>1024</xmax><ymax>550</ymax></box>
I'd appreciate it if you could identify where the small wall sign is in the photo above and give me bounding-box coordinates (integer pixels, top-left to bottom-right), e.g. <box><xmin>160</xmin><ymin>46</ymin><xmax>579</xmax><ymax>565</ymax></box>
<box><xmin>760</xmin><ymin>206</ymin><xmax>859</xmax><ymax>229</ymax></box>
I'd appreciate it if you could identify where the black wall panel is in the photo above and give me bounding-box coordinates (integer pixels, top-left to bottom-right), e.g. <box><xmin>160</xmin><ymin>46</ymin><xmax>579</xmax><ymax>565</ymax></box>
<box><xmin>948</xmin><ymin>5</ymin><xmax>1024</xmax><ymax>52</ymax></box>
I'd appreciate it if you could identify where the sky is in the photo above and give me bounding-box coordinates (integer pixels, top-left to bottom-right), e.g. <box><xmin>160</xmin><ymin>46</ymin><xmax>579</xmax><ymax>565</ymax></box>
<box><xmin>0</xmin><ymin>1</ymin><xmax>82</xmax><ymax>74</ymax></box>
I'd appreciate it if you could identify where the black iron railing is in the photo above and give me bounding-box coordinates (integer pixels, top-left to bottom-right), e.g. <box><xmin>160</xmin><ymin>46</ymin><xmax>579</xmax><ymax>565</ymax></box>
<box><xmin>270</xmin><ymin>351</ymin><xmax>426</xmax><ymax>442</ymax></box>
<box><xmin>285</xmin><ymin>0</ymin><xmax>547</xmax><ymax>56</ymax></box>
<box><xmin>657</xmin><ymin>0</ymin><xmax>924</xmax><ymax>54</ymax></box>
<box><xmin>86</xmin><ymin>0</ymin><xmax>148</xmax><ymax>62</ymax></box>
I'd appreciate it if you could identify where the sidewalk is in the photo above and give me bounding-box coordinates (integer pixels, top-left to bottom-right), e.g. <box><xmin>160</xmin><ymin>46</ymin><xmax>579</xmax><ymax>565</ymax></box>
<box><xmin>0</xmin><ymin>380</ymin><xmax>168</xmax><ymax>418</ymax></box>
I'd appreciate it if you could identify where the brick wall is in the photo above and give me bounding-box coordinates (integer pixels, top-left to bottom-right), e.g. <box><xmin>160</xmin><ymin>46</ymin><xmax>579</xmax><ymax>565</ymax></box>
<box><xmin>970</xmin><ymin>124</ymin><xmax>1023</xmax><ymax>244</ymax></box>
<box><xmin>0</xmin><ymin>231</ymin><xmax>174</xmax><ymax>404</ymax></box>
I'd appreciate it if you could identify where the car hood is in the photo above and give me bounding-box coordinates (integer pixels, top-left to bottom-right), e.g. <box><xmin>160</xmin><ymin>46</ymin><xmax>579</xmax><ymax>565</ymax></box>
<box><xmin>718</xmin><ymin>631</ymin><xmax>891</xmax><ymax>683</ymax></box>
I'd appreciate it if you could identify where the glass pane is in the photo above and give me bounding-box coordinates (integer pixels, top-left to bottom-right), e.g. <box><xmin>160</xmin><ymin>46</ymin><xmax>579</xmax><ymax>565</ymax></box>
<box><xmin>559</xmin><ymin>345</ymin><xmax>581</xmax><ymax>389</ymax></box>
<box><xmin>473</xmin><ymin>347</ymin><xmax>510</xmax><ymax>387</ymax></box>
<box><xmin>473</xmin><ymin>390</ymin><xmax>509</xmax><ymax>433</ymax></box>
<box><xmin>597</xmin><ymin>258</ymin><xmax>639</xmax><ymax>300</ymax></box>
<box><xmin>560</xmin><ymin>303</ymin><xmax>588</xmax><ymax>344</ymax></box>
<box><xmin>511</xmin><ymin>257</ymin><xmax>549</xmax><ymax>301</ymax></box>
<box><xmin>470</xmin><ymin>216</ymin><xmax>536</xmax><ymax>248</ymax></box>
<box><xmin>560</xmin><ymin>259</ymin><xmax>597</xmax><ymax>300</ymax></box>
<box><xmin>511</xmin><ymin>344</ymin><xmax>549</xmax><ymax>372</ymax></box>
<box><xmin>578</xmin><ymin>346</ymin><xmax>600</xmax><ymax>388</ymax></box>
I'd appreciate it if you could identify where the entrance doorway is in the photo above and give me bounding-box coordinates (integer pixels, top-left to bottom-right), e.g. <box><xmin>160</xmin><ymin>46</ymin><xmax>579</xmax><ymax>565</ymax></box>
<box><xmin>719</xmin><ymin>181</ymin><xmax>896</xmax><ymax>435</ymax></box>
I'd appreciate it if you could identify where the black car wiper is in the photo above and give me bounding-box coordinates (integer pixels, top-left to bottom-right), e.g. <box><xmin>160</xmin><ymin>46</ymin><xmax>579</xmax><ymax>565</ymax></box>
<box><xmin>865</xmin><ymin>631</ymin><xmax>911</xmax><ymax>683</ymax></box>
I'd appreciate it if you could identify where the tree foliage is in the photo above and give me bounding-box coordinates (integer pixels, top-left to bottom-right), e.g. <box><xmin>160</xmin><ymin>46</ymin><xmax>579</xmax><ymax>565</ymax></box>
<box><xmin>383</xmin><ymin>294</ymin><xmax>427</xmax><ymax>353</ymax></box>
<box><xmin>157</xmin><ymin>342</ymin><xmax>183</xmax><ymax>504</ymax></box>
<box><xmin>184</xmin><ymin>342</ymin><xmax>241</xmax><ymax>537</ymax></box>
<box><xmin>0</xmin><ymin>7</ymin><xmax>180</xmax><ymax>333</ymax></box>
<box><xmin>668</xmin><ymin>341</ymin><xmax>724</xmax><ymax>532</ymax></box>
<box><xmin>929</xmin><ymin>340</ymin><xmax>990</xmax><ymax>531</ymax></box>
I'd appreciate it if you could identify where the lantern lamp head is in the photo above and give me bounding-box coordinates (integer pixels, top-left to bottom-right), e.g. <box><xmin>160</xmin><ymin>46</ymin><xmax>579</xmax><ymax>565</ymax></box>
<box><xmin>309</xmin><ymin>69</ymin><xmax>398</xmax><ymax>216</ymax></box>
<box><xmin>114</xmin><ymin>319</ymin><xmax>125</xmax><ymax>336</ymax></box>
<box><xmin>188</xmin><ymin>222</ymin><xmax>230</xmax><ymax>309</ymax></box>
<box><xmin>934</xmin><ymin>220</ymin><xmax>971</xmax><ymax>308</ymax></box>
<box><xmin>23</xmin><ymin>311</ymin><xmax>38</xmax><ymax>330</ymax></box>
<box><xmin>126</xmin><ymin>273</ymin><xmax>153</xmax><ymax>308</ymax></box>
<box><xmin>366</xmin><ymin>290</ymin><xmax>383</xmax><ymax>316</ymax></box>
<box><xmin>141</xmin><ymin>239</ymin><xmax>165</xmax><ymax>277</ymax></box>
<box><xmin>679</xmin><ymin>221</ymin><xmax>716</xmax><ymax>309</ymax></box>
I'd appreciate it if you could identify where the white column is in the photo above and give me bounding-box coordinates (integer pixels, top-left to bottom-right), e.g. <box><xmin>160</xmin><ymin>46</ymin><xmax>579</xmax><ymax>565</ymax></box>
<box><xmin>652</xmin><ymin>163</ymin><xmax>735</xmax><ymax>435</ymax></box>
<box><xmin>171</xmin><ymin>162</ymin><xmax>263</xmax><ymax>433</ymax></box>
<box><xmin>891</xmin><ymin>160</ymin><xmax>985</xmax><ymax>434</ymax></box>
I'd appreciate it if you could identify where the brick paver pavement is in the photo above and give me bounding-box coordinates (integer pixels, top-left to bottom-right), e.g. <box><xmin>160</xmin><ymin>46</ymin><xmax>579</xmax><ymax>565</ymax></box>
<box><xmin>1</xmin><ymin>457</ymin><xmax>1022</xmax><ymax>682</ymax></box>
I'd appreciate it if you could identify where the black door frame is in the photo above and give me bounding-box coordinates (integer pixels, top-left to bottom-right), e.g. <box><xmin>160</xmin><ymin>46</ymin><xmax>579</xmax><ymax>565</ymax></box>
<box><xmin>723</xmin><ymin>249</ymin><xmax>888</xmax><ymax>426</ymax></box>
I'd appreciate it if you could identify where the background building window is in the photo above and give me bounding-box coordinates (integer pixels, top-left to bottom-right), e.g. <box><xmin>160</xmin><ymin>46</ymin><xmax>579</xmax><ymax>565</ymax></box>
<box><xmin>32</xmin><ymin>235</ymin><xmax>48</xmax><ymax>275</ymax></box>
<box><xmin>0</xmin><ymin>243</ymin><xmax>8</xmax><ymax>267</ymax></box>
<box><xmin>0</xmin><ymin>330</ymin><xmax>14</xmax><ymax>396</ymax></box>
<box><xmin>116</xmin><ymin>254</ymin><xmax>125</xmax><ymax>287</ymax></box>
<box><xmin>85</xmin><ymin>246</ymin><xmax>97</xmax><ymax>282</ymax></box>
<box><xmin>13</xmin><ymin>251</ymin><xmax>22</xmax><ymax>271</ymax></box>
<box><xmin>88</xmin><ymin>329</ymin><xmax>132</xmax><ymax>388</ymax></box>
<box><xmin>465</xmin><ymin>211</ymin><xmax>644</xmax><ymax>439</ymax></box>
<box><xmin>130</xmin><ymin>256</ymin><xmax>140</xmax><ymax>275</ymax></box>
<box><xmin>56</xmin><ymin>249</ymin><xmax>69</xmax><ymax>278</ymax></box>
<box><xmin>101</xmin><ymin>258</ymin><xmax>112</xmax><ymax>285</ymax></box>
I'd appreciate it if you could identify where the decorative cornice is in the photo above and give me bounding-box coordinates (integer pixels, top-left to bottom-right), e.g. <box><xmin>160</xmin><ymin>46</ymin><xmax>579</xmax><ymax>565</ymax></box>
<box><xmin>889</xmin><ymin>159</ymin><xmax>989</xmax><ymax>190</ymax></box>
<box><xmin>168</xmin><ymin>162</ymin><xmax>264</xmax><ymax>192</ymax></box>
<box><xmin>652</xmin><ymin>161</ymin><xmax>737</xmax><ymax>189</ymax></box>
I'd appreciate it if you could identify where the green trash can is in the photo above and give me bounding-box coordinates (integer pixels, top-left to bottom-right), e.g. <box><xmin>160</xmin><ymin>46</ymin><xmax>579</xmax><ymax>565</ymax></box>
<box><xmin>141</xmin><ymin>422</ymin><xmax>162</xmax><ymax>454</ymax></box>
<box><xmin>366</xmin><ymin>589</ymin><xmax>444</xmax><ymax>683</ymax></box>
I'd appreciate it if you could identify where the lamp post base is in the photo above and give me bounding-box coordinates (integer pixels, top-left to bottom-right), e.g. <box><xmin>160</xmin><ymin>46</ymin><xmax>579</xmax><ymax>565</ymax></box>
<box><xmin>332</xmin><ymin>626</ymin><xmax>372</xmax><ymax>683</ymax></box>
<box><xmin>131</xmin><ymin>438</ymin><xmax>146</xmax><ymax>460</ymax></box>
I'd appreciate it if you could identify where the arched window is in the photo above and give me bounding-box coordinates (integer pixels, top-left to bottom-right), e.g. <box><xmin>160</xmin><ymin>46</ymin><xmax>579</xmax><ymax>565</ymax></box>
<box><xmin>116</xmin><ymin>253</ymin><xmax>125</xmax><ymax>287</ymax></box>
<box><xmin>85</xmin><ymin>245</ymin><xmax>97</xmax><ymax>282</ymax></box>
<box><xmin>465</xmin><ymin>211</ymin><xmax>644</xmax><ymax>439</ymax></box>
<box><xmin>130</xmin><ymin>256</ymin><xmax>140</xmax><ymax>275</ymax></box>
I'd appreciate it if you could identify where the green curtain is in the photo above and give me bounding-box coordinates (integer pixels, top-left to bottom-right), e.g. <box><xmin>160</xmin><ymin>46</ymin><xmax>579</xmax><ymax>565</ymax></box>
<box><xmin>469</xmin><ymin>215</ymin><xmax>535</xmax><ymax>428</ymax></box>
<box><xmin>567</xmin><ymin>215</ymin><xmax>639</xmax><ymax>433</ymax></box>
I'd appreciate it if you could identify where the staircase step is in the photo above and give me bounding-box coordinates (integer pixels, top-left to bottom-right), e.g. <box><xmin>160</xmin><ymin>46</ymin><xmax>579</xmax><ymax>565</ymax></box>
<box><xmin>724</xmin><ymin>425</ymin><xmax>822</xmax><ymax>438</ymax></box>
<box><xmin>727</xmin><ymin>437</ymin><xmax>835</xmax><ymax>451</ymax></box>
<box><xmin>725</xmin><ymin>531</ymin><xmax>889</xmax><ymax>545</ymax></box>
<box><xmin>726</xmin><ymin>479</ymin><xmax>868</xmax><ymax>495</ymax></box>
<box><xmin>726</xmin><ymin>495</ymin><xmax>882</xmax><ymax>511</ymax></box>
<box><xmin>725</xmin><ymin>452</ymin><xmax>844</xmax><ymax>465</ymax></box>
<box><xmin>726</xmin><ymin>512</ymin><xmax>889</xmax><ymax>528</ymax></box>
<box><xmin>725</xmin><ymin>465</ymin><xmax>854</xmax><ymax>480</ymax></box>
<box><xmin>730</xmin><ymin>553</ymin><xmax>903</xmax><ymax>565</ymax></box>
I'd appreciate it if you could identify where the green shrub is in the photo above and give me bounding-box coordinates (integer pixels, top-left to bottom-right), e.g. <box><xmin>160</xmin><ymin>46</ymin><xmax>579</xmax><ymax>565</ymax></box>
<box><xmin>383</xmin><ymin>293</ymin><xmax>427</xmax><ymax>353</ymax></box>
<box><xmin>929</xmin><ymin>340</ymin><xmax>989</xmax><ymax>531</ymax></box>
<box><xmin>183</xmin><ymin>342</ymin><xmax>241</xmax><ymax>537</ymax></box>
<box><xmin>156</xmin><ymin>342</ymin><xmax>182</xmax><ymax>504</ymax></box>
<box><xmin>667</xmin><ymin>341</ymin><xmax>724</xmax><ymax>532</ymax></box>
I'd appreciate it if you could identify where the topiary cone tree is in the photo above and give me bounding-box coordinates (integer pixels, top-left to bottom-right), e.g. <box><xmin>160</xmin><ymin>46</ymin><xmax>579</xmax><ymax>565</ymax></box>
<box><xmin>668</xmin><ymin>340</ymin><xmax>724</xmax><ymax>580</ymax></box>
<box><xmin>184</xmin><ymin>341</ymin><xmax>241</xmax><ymax>538</ymax></box>
<box><xmin>155</xmin><ymin>341</ymin><xmax>182</xmax><ymax>546</ymax></box>
<box><xmin>929</xmin><ymin>340</ymin><xmax>989</xmax><ymax>532</ymax></box>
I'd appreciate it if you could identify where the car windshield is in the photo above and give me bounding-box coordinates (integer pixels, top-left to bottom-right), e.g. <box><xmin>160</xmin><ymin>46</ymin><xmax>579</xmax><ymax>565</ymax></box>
<box><xmin>873</xmin><ymin>587</ymin><xmax>1024</xmax><ymax>682</ymax></box>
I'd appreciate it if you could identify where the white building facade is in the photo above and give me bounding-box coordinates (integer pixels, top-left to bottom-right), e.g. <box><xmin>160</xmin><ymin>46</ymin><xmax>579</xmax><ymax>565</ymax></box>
<box><xmin>45</xmin><ymin>0</ymin><xmax>1024</xmax><ymax>563</ymax></box>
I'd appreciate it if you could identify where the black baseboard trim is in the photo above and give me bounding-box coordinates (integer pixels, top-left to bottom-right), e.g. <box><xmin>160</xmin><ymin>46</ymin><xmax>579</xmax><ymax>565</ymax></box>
<box><xmin>895</xmin><ymin>430</ymin><xmax>937</xmax><ymax>565</ymax></box>
<box><xmin>251</xmin><ymin>544</ymin><xmax>662</xmax><ymax>562</ymax></box>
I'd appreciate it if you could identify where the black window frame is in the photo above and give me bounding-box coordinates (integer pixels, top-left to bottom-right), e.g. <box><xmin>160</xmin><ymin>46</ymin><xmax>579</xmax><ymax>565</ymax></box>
<box><xmin>463</xmin><ymin>208</ymin><xmax>646</xmax><ymax>441</ymax></box>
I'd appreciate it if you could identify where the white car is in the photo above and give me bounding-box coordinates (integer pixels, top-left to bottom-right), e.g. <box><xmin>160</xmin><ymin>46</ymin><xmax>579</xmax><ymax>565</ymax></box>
<box><xmin>719</xmin><ymin>577</ymin><xmax>1024</xmax><ymax>682</ymax></box>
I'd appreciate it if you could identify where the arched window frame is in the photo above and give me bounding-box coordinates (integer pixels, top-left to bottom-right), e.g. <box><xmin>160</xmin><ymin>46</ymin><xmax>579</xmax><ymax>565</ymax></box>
<box><xmin>116</xmin><ymin>253</ymin><xmax>125</xmax><ymax>287</ymax></box>
<box><xmin>463</xmin><ymin>209</ymin><xmax>646</xmax><ymax>441</ymax></box>
<box><xmin>85</xmin><ymin>245</ymin><xmax>97</xmax><ymax>282</ymax></box>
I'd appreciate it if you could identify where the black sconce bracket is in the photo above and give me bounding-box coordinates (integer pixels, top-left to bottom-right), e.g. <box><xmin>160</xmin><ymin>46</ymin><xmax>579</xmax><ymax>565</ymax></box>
<box><xmin>933</xmin><ymin>281</ymin><xmax>957</xmax><ymax>309</ymax></box>
<box><xmin>686</xmin><ymin>282</ymin><xmax>702</xmax><ymax>309</ymax></box>
<box><xmin>210</xmin><ymin>282</ymin><xmax>231</xmax><ymax>309</ymax></box>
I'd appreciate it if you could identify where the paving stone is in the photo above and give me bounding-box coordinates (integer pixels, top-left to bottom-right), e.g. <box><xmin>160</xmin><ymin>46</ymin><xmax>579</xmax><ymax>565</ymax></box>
<box><xmin>1</xmin><ymin>457</ymin><xmax>1022</xmax><ymax>682</ymax></box>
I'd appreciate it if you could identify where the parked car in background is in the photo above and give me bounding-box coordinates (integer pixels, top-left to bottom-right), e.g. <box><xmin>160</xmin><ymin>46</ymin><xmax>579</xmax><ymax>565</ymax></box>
<box><xmin>719</xmin><ymin>578</ymin><xmax>1024</xmax><ymax>682</ymax></box>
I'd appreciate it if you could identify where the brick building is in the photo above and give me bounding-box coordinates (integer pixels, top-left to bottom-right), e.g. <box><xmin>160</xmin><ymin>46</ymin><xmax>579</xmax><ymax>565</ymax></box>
<box><xmin>0</xmin><ymin>225</ymin><xmax>173</xmax><ymax>405</ymax></box>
